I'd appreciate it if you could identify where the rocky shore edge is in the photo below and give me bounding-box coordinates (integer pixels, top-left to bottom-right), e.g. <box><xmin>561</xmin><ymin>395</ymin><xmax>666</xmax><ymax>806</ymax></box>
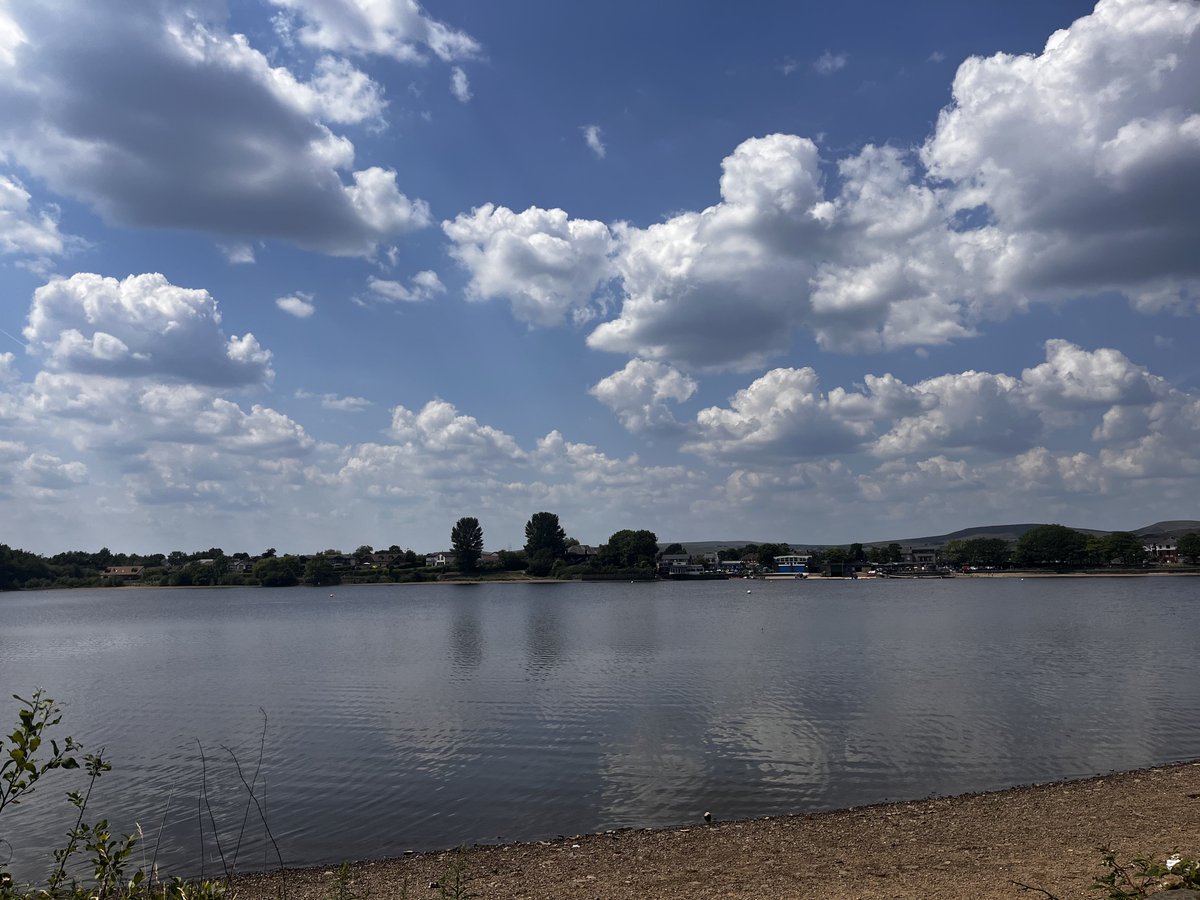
<box><xmin>233</xmin><ymin>759</ymin><xmax>1200</xmax><ymax>899</ymax></box>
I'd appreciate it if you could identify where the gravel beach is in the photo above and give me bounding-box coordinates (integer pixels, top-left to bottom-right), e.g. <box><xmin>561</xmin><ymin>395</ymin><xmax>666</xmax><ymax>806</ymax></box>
<box><xmin>233</xmin><ymin>760</ymin><xmax>1200</xmax><ymax>899</ymax></box>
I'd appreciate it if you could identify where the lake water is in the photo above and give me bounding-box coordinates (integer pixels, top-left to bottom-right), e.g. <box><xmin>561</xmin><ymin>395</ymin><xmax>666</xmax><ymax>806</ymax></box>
<box><xmin>2</xmin><ymin>577</ymin><xmax>1199</xmax><ymax>879</ymax></box>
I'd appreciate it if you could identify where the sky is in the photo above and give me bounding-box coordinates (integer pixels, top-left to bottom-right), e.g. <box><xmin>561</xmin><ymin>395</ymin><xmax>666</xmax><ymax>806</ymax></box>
<box><xmin>1</xmin><ymin>0</ymin><xmax>1199</xmax><ymax>555</ymax></box>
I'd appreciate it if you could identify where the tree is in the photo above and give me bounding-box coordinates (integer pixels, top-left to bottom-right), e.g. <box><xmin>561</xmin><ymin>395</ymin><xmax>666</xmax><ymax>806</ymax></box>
<box><xmin>304</xmin><ymin>555</ymin><xmax>341</xmax><ymax>586</ymax></box>
<box><xmin>1178</xmin><ymin>532</ymin><xmax>1200</xmax><ymax>564</ymax></box>
<box><xmin>526</xmin><ymin>549</ymin><xmax>557</xmax><ymax>577</ymax></box>
<box><xmin>354</xmin><ymin>544</ymin><xmax>374</xmax><ymax>558</ymax></box>
<box><xmin>757</xmin><ymin>543</ymin><xmax>792</xmax><ymax>568</ymax></box>
<box><xmin>599</xmin><ymin>529</ymin><xmax>659</xmax><ymax>568</ymax></box>
<box><xmin>661</xmin><ymin>543</ymin><xmax>686</xmax><ymax>557</ymax></box>
<box><xmin>849</xmin><ymin>543</ymin><xmax>865</xmax><ymax>562</ymax></box>
<box><xmin>451</xmin><ymin>517</ymin><xmax>484</xmax><ymax>571</ymax></box>
<box><xmin>824</xmin><ymin>547</ymin><xmax>848</xmax><ymax>564</ymax></box>
<box><xmin>885</xmin><ymin>543</ymin><xmax>904</xmax><ymax>564</ymax></box>
<box><xmin>254</xmin><ymin>555</ymin><xmax>302</xmax><ymax>587</ymax></box>
<box><xmin>524</xmin><ymin>512</ymin><xmax>567</xmax><ymax>560</ymax></box>
<box><xmin>1015</xmin><ymin>524</ymin><xmax>1088</xmax><ymax>568</ymax></box>
<box><xmin>1096</xmin><ymin>532</ymin><xmax>1146</xmax><ymax>567</ymax></box>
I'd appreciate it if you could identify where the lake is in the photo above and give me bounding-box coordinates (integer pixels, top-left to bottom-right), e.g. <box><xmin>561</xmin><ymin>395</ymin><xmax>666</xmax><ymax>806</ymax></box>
<box><xmin>1</xmin><ymin>577</ymin><xmax>1198</xmax><ymax>880</ymax></box>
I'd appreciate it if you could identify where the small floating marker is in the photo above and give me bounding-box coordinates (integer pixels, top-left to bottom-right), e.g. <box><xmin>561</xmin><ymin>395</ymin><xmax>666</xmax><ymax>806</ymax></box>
<box><xmin>746</xmin><ymin>589</ymin><xmax>752</xmax><ymax>594</ymax></box>
<box><xmin>703</xmin><ymin>811</ymin><xmax>712</xmax><ymax>824</ymax></box>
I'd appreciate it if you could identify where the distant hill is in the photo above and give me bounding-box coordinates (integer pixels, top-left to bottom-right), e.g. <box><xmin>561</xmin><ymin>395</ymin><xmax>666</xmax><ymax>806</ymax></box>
<box><xmin>1133</xmin><ymin>520</ymin><xmax>1200</xmax><ymax>541</ymax></box>
<box><xmin>663</xmin><ymin>520</ymin><xmax>1200</xmax><ymax>553</ymax></box>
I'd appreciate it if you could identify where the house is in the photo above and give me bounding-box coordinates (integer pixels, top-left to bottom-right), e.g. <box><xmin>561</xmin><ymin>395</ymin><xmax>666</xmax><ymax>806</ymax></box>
<box><xmin>479</xmin><ymin>552</ymin><xmax>501</xmax><ymax>566</ymax></box>
<box><xmin>230</xmin><ymin>559</ymin><xmax>258</xmax><ymax>574</ymax></box>
<box><xmin>425</xmin><ymin>553</ymin><xmax>457</xmax><ymax>567</ymax></box>
<box><xmin>719</xmin><ymin>559</ymin><xmax>744</xmax><ymax>575</ymax></box>
<box><xmin>1144</xmin><ymin>542</ymin><xmax>1178</xmax><ymax>564</ymax></box>
<box><xmin>773</xmin><ymin>554</ymin><xmax>810</xmax><ymax>574</ymax></box>
<box><xmin>908</xmin><ymin>547</ymin><xmax>938</xmax><ymax>566</ymax></box>
<box><xmin>565</xmin><ymin>544</ymin><xmax>598</xmax><ymax>562</ymax></box>
<box><xmin>657</xmin><ymin>553</ymin><xmax>690</xmax><ymax>574</ymax></box>
<box><xmin>103</xmin><ymin>566</ymin><xmax>143</xmax><ymax>578</ymax></box>
<box><xmin>366</xmin><ymin>551</ymin><xmax>402</xmax><ymax>568</ymax></box>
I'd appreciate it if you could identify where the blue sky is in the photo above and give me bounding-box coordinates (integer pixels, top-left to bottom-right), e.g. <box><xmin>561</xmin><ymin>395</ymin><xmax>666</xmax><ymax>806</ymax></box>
<box><xmin>1</xmin><ymin>0</ymin><xmax>1198</xmax><ymax>555</ymax></box>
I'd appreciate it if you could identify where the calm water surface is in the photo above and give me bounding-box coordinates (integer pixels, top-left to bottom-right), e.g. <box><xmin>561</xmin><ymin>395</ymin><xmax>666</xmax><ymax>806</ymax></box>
<box><xmin>2</xmin><ymin>577</ymin><xmax>1199</xmax><ymax>877</ymax></box>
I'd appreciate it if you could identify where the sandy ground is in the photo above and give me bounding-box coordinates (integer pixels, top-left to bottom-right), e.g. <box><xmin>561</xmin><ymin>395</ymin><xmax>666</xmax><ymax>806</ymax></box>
<box><xmin>233</xmin><ymin>760</ymin><xmax>1200</xmax><ymax>900</ymax></box>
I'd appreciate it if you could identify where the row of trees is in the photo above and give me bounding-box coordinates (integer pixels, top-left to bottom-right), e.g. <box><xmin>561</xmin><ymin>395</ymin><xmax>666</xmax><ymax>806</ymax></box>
<box><xmin>448</xmin><ymin>513</ymin><xmax>659</xmax><ymax>577</ymax></box>
<box><xmin>6</xmin><ymin>523</ymin><xmax>1200</xmax><ymax>590</ymax></box>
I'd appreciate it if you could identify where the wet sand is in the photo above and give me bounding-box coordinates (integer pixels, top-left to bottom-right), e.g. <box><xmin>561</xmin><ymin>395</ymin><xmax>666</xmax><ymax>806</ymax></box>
<box><xmin>234</xmin><ymin>760</ymin><xmax>1200</xmax><ymax>899</ymax></box>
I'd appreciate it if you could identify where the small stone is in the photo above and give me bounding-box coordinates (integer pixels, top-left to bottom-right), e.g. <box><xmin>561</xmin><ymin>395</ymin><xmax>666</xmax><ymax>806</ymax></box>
<box><xmin>703</xmin><ymin>811</ymin><xmax>712</xmax><ymax>824</ymax></box>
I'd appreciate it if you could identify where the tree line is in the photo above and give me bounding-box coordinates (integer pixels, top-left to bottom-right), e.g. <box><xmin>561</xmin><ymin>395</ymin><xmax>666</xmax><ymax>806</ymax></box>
<box><xmin>3</xmin><ymin>521</ymin><xmax>1198</xmax><ymax>591</ymax></box>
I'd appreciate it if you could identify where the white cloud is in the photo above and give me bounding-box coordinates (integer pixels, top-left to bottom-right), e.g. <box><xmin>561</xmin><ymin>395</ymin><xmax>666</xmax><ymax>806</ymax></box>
<box><xmin>366</xmin><ymin>270</ymin><xmax>446</xmax><ymax>303</ymax></box>
<box><xmin>295</xmin><ymin>389</ymin><xmax>372</xmax><ymax>412</ymax></box>
<box><xmin>872</xmin><ymin>371</ymin><xmax>1040</xmax><ymax>457</ymax></box>
<box><xmin>1021</xmin><ymin>339</ymin><xmax>1167</xmax><ymax>410</ymax></box>
<box><xmin>219</xmin><ymin>243</ymin><xmax>256</xmax><ymax>265</ymax></box>
<box><xmin>582</xmin><ymin>125</ymin><xmax>606</xmax><ymax>159</ymax></box>
<box><xmin>587</xmin><ymin>134</ymin><xmax>828</xmax><ymax>370</ymax></box>
<box><xmin>276</xmin><ymin>293</ymin><xmax>316</xmax><ymax>318</ymax></box>
<box><xmin>813</xmin><ymin>51</ymin><xmax>847</xmax><ymax>75</ymax></box>
<box><xmin>443</xmin><ymin>204</ymin><xmax>617</xmax><ymax>327</ymax></box>
<box><xmin>23</xmin><ymin>273</ymin><xmax>274</xmax><ymax>387</ymax></box>
<box><xmin>19</xmin><ymin>451</ymin><xmax>87</xmax><ymax>490</ymax></box>
<box><xmin>0</xmin><ymin>2</ymin><xmax>430</xmax><ymax>257</ymax></box>
<box><xmin>267</xmin><ymin>0</ymin><xmax>480</xmax><ymax>63</ymax></box>
<box><xmin>309</xmin><ymin>55</ymin><xmax>388</xmax><ymax>124</ymax></box>
<box><xmin>679</xmin><ymin>339</ymin><xmax>1182</xmax><ymax>467</ymax></box>
<box><xmin>0</xmin><ymin>174</ymin><xmax>77</xmax><ymax>264</ymax></box>
<box><xmin>388</xmin><ymin>399</ymin><xmax>525</xmax><ymax>467</ymax></box>
<box><xmin>589</xmin><ymin>360</ymin><xmax>696</xmax><ymax>433</ymax></box>
<box><xmin>451</xmin><ymin>0</ymin><xmax>1200</xmax><ymax>368</ymax></box>
<box><xmin>922</xmin><ymin>0</ymin><xmax>1200</xmax><ymax>311</ymax></box>
<box><xmin>450</xmin><ymin>66</ymin><xmax>471</xmax><ymax>102</ymax></box>
<box><xmin>684</xmin><ymin>367</ymin><xmax>877</xmax><ymax>461</ymax></box>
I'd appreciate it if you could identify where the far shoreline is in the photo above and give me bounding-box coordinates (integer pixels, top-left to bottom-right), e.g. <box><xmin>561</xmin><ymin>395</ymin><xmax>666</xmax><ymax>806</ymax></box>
<box><xmin>19</xmin><ymin>567</ymin><xmax>1200</xmax><ymax>591</ymax></box>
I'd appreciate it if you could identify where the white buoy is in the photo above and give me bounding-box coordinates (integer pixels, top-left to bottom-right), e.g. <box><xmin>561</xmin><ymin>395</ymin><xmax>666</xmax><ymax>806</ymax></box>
<box><xmin>746</xmin><ymin>589</ymin><xmax>752</xmax><ymax>594</ymax></box>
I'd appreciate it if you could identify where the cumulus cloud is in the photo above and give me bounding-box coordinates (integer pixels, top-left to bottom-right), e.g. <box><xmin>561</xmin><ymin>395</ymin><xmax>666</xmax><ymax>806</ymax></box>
<box><xmin>871</xmin><ymin>371</ymin><xmax>1040</xmax><ymax>457</ymax></box>
<box><xmin>388</xmin><ymin>399</ymin><xmax>524</xmax><ymax>468</ymax></box>
<box><xmin>450</xmin><ymin>0</ymin><xmax>1200</xmax><ymax>369</ymax></box>
<box><xmin>588</xmin><ymin>134</ymin><xmax>829</xmax><ymax>369</ymax></box>
<box><xmin>23</xmin><ymin>273</ymin><xmax>274</xmax><ymax>387</ymax></box>
<box><xmin>443</xmin><ymin>204</ymin><xmax>617</xmax><ymax>327</ymax></box>
<box><xmin>684</xmin><ymin>367</ymin><xmax>878</xmax><ymax>461</ymax></box>
<box><xmin>1021</xmin><ymin>339</ymin><xmax>1167</xmax><ymax>410</ymax></box>
<box><xmin>582</xmin><ymin>125</ymin><xmax>606</xmax><ymax>158</ymax></box>
<box><xmin>450</xmin><ymin>66</ymin><xmax>471</xmax><ymax>102</ymax></box>
<box><xmin>589</xmin><ymin>360</ymin><xmax>697</xmax><ymax>433</ymax></box>
<box><xmin>680</xmin><ymin>339</ymin><xmax>1181</xmax><ymax>467</ymax></box>
<box><xmin>267</xmin><ymin>0</ymin><xmax>480</xmax><ymax>63</ymax></box>
<box><xmin>0</xmin><ymin>2</ymin><xmax>430</xmax><ymax>257</ymax></box>
<box><xmin>365</xmin><ymin>270</ymin><xmax>446</xmax><ymax>303</ymax></box>
<box><xmin>922</xmin><ymin>0</ymin><xmax>1200</xmax><ymax>311</ymax></box>
<box><xmin>276</xmin><ymin>293</ymin><xmax>316</xmax><ymax>318</ymax></box>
